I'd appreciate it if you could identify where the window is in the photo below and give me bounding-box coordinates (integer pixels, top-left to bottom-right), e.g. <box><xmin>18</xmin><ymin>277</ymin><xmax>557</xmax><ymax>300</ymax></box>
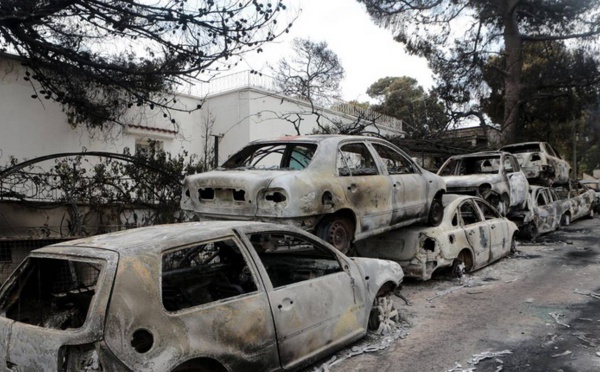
<box><xmin>503</xmin><ymin>156</ymin><xmax>514</xmax><ymax>172</ymax></box>
<box><xmin>0</xmin><ymin>246</ymin><xmax>11</xmax><ymax>262</ymax></box>
<box><xmin>337</xmin><ymin>143</ymin><xmax>378</xmax><ymax>176</ymax></box>
<box><xmin>476</xmin><ymin>200</ymin><xmax>500</xmax><ymax>220</ymax></box>
<box><xmin>0</xmin><ymin>257</ymin><xmax>103</xmax><ymax>330</ymax></box>
<box><xmin>161</xmin><ymin>238</ymin><xmax>257</xmax><ymax>312</ymax></box>
<box><xmin>536</xmin><ymin>190</ymin><xmax>547</xmax><ymax>206</ymax></box>
<box><xmin>135</xmin><ymin>138</ymin><xmax>164</xmax><ymax>156</ymax></box>
<box><xmin>247</xmin><ymin>232</ymin><xmax>343</xmax><ymax>288</ymax></box>
<box><xmin>372</xmin><ymin>144</ymin><xmax>415</xmax><ymax>175</ymax></box>
<box><xmin>459</xmin><ymin>201</ymin><xmax>482</xmax><ymax>225</ymax></box>
<box><xmin>222</xmin><ymin>143</ymin><xmax>317</xmax><ymax>170</ymax></box>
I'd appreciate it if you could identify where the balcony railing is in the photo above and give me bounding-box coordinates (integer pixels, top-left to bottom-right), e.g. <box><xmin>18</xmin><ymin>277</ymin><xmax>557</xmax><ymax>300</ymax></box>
<box><xmin>191</xmin><ymin>71</ymin><xmax>403</xmax><ymax>133</ymax></box>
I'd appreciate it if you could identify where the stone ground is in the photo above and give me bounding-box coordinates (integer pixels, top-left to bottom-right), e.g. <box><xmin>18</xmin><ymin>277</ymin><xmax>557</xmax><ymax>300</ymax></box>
<box><xmin>308</xmin><ymin>216</ymin><xmax>600</xmax><ymax>372</ymax></box>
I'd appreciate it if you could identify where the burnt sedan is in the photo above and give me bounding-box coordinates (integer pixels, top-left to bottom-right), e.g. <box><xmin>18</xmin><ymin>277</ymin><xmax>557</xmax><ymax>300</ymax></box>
<box><xmin>182</xmin><ymin>135</ymin><xmax>446</xmax><ymax>253</ymax></box>
<box><xmin>354</xmin><ymin>195</ymin><xmax>518</xmax><ymax>280</ymax></box>
<box><xmin>0</xmin><ymin>222</ymin><xmax>403</xmax><ymax>372</ymax></box>
<box><xmin>500</xmin><ymin>142</ymin><xmax>571</xmax><ymax>185</ymax></box>
<box><xmin>437</xmin><ymin>151</ymin><xmax>529</xmax><ymax>216</ymax></box>
<box><xmin>508</xmin><ymin>186</ymin><xmax>563</xmax><ymax>240</ymax></box>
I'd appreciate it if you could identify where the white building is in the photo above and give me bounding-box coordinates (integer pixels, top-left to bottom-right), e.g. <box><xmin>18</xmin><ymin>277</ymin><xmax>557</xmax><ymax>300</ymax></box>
<box><xmin>0</xmin><ymin>54</ymin><xmax>403</xmax><ymax>167</ymax></box>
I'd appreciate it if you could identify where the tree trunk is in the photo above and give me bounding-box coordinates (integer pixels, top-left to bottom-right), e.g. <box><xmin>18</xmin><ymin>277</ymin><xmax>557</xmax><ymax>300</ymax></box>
<box><xmin>500</xmin><ymin>0</ymin><xmax>522</xmax><ymax>145</ymax></box>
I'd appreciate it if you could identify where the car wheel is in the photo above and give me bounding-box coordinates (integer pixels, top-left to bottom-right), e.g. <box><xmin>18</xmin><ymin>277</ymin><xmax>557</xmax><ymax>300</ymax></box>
<box><xmin>427</xmin><ymin>197</ymin><xmax>444</xmax><ymax>226</ymax></box>
<box><xmin>317</xmin><ymin>217</ymin><xmax>353</xmax><ymax>254</ymax></box>
<box><xmin>521</xmin><ymin>222</ymin><xmax>539</xmax><ymax>240</ymax></box>
<box><xmin>510</xmin><ymin>234</ymin><xmax>517</xmax><ymax>253</ymax></box>
<box><xmin>452</xmin><ymin>249</ymin><xmax>473</xmax><ymax>277</ymax></box>
<box><xmin>561</xmin><ymin>213</ymin><xmax>571</xmax><ymax>226</ymax></box>
<box><xmin>368</xmin><ymin>293</ymin><xmax>399</xmax><ymax>335</ymax></box>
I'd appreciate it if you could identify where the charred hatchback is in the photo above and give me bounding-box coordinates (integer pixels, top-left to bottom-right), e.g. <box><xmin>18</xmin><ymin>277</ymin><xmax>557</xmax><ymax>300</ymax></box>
<box><xmin>0</xmin><ymin>222</ymin><xmax>403</xmax><ymax>372</ymax></box>
<box><xmin>181</xmin><ymin>135</ymin><xmax>446</xmax><ymax>253</ymax></box>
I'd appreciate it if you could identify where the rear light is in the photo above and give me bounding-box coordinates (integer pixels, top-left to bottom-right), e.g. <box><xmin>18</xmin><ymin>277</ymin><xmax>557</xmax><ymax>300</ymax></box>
<box><xmin>257</xmin><ymin>188</ymin><xmax>289</xmax><ymax>214</ymax></box>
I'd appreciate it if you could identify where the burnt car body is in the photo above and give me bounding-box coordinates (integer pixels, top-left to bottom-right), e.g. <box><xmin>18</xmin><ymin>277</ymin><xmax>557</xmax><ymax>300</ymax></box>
<box><xmin>579</xmin><ymin>179</ymin><xmax>600</xmax><ymax>213</ymax></box>
<box><xmin>437</xmin><ymin>151</ymin><xmax>529</xmax><ymax>216</ymax></box>
<box><xmin>499</xmin><ymin>142</ymin><xmax>571</xmax><ymax>185</ymax></box>
<box><xmin>354</xmin><ymin>195</ymin><xmax>518</xmax><ymax>280</ymax></box>
<box><xmin>554</xmin><ymin>181</ymin><xmax>596</xmax><ymax>225</ymax></box>
<box><xmin>508</xmin><ymin>186</ymin><xmax>563</xmax><ymax>240</ymax></box>
<box><xmin>182</xmin><ymin>135</ymin><xmax>446</xmax><ymax>253</ymax></box>
<box><xmin>0</xmin><ymin>221</ymin><xmax>403</xmax><ymax>372</ymax></box>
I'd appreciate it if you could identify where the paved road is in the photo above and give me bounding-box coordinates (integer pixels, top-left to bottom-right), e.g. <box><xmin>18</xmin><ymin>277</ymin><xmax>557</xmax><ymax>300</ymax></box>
<box><xmin>318</xmin><ymin>216</ymin><xmax>600</xmax><ymax>372</ymax></box>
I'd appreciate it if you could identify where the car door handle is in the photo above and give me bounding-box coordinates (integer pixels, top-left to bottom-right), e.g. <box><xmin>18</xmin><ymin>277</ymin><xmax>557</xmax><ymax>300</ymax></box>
<box><xmin>278</xmin><ymin>298</ymin><xmax>294</xmax><ymax>310</ymax></box>
<box><xmin>348</xmin><ymin>183</ymin><xmax>358</xmax><ymax>192</ymax></box>
<box><xmin>468</xmin><ymin>231</ymin><xmax>475</xmax><ymax>236</ymax></box>
<box><xmin>491</xmin><ymin>225</ymin><xmax>496</xmax><ymax>229</ymax></box>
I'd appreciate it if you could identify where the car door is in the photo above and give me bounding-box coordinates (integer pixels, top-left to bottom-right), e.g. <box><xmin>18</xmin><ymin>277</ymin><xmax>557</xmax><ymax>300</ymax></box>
<box><xmin>504</xmin><ymin>154</ymin><xmax>528</xmax><ymax>207</ymax></box>
<box><xmin>336</xmin><ymin>141</ymin><xmax>394</xmax><ymax>233</ymax></box>
<box><xmin>474</xmin><ymin>199</ymin><xmax>508</xmax><ymax>261</ymax></box>
<box><xmin>458</xmin><ymin>199</ymin><xmax>490</xmax><ymax>267</ymax></box>
<box><xmin>242</xmin><ymin>230</ymin><xmax>367</xmax><ymax>370</ymax></box>
<box><xmin>370</xmin><ymin>142</ymin><xmax>428</xmax><ymax>223</ymax></box>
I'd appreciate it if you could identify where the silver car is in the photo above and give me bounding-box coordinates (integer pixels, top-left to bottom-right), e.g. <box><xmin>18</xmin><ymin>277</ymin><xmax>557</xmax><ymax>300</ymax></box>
<box><xmin>182</xmin><ymin>135</ymin><xmax>447</xmax><ymax>253</ymax></box>
<box><xmin>354</xmin><ymin>195</ymin><xmax>518</xmax><ymax>280</ymax></box>
<box><xmin>499</xmin><ymin>142</ymin><xmax>571</xmax><ymax>185</ymax></box>
<box><xmin>0</xmin><ymin>221</ymin><xmax>403</xmax><ymax>372</ymax></box>
<box><xmin>437</xmin><ymin>151</ymin><xmax>529</xmax><ymax>215</ymax></box>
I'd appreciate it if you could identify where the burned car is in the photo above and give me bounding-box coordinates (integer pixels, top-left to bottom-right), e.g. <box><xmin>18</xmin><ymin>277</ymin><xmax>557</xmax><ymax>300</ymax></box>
<box><xmin>499</xmin><ymin>142</ymin><xmax>571</xmax><ymax>185</ymax></box>
<box><xmin>182</xmin><ymin>135</ymin><xmax>446</xmax><ymax>253</ymax></box>
<box><xmin>0</xmin><ymin>221</ymin><xmax>403</xmax><ymax>372</ymax></box>
<box><xmin>354</xmin><ymin>195</ymin><xmax>518</xmax><ymax>280</ymax></box>
<box><xmin>508</xmin><ymin>186</ymin><xmax>563</xmax><ymax>240</ymax></box>
<box><xmin>579</xmin><ymin>179</ymin><xmax>600</xmax><ymax>213</ymax></box>
<box><xmin>437</xmin><ymin>151</ymin><xmax>529</xmax><ymax>215</ymax></box>
<box><xmin>554</xmin><ymin>181</ymin><xmax>596</xmax><ymax>225</ymax></box>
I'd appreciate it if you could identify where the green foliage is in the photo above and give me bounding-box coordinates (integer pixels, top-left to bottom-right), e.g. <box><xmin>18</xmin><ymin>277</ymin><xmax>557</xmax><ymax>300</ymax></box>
<box><xmin>366</xmin><ymin>76</ymin><xmax>449</xmax><ymax>139</ymax></box>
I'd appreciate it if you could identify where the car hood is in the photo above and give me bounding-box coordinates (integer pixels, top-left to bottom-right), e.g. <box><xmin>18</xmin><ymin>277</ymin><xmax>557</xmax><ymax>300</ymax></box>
<box><xmin>443</xmin><ymin>174</ymin><xmax>499</xmax><ymax>188</ymax></box>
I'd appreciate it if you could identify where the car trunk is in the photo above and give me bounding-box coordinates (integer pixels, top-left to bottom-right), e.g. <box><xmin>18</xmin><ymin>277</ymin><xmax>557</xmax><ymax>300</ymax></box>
<box><xmin>182</xmin><ymin>170</ymin><xmax>291</xmax><ymax>217</ymax></box>
<box><xmin>0</xmin><ymin>248</ymin><xmax>117</xmax><ymax>371</ymax></box>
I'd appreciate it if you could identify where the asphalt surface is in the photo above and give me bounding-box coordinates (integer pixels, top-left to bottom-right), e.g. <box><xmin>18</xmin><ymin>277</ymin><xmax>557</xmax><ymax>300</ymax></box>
<box><xmin>312</xmin><ymin>216</ymin><xmax>600</xmax><ymax>372</ymax></box>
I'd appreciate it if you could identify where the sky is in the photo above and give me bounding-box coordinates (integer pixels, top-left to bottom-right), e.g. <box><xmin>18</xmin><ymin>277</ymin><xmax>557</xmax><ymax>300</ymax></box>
<box><xmin>234</xmin><ymin>0</ymin><xmax>434</xmax><ymax>103</ymax></box>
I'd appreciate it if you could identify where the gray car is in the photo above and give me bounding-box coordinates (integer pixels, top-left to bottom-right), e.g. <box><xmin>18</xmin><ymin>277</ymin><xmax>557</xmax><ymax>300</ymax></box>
<box><xmin>0</xmin><ymin>221</ymin><xmax>403</xmax><ymax>372</ymax></box>
<box><xmin>508</xmin><ymin>186</ymin><xmax>564</xmax><ymax>240</ymax></box>
<box><xmin>182</xmin><ymin>135</ymin><xmax>447</xmax><ymax>253</ymax></box>
<box><xmin>499</xmin><ymin>142</ymin><xmax>571</xmax><ymax>185</ymax></box>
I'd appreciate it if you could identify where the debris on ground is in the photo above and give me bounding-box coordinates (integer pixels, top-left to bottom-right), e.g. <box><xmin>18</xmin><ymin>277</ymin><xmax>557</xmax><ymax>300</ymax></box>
<box><xmin>309</xmin><ymin>324</ymin><xmax>409</xmax><ymax>372</ymax></box>
<box><xmin>551</xmin><ymin>350</ymin><xmax>572</xmax><ymax>358</ymax></box>
<box><xmin>574</xmin><ymin>289</ymin><xmax>600</xmax><ymax>300</ymax></box>
<box><xmin>469</xmin><ymin>350</ymin><xmax>512</xmax><ymax>365</ymax></box>
<box><xmin>549</xmin><ymin>312</ymin><xmax>570</xmax><ymax>328</ymax></box>
<box><xmin>573</xmin><ymin>332</ymin><xmax>598</xmax><ymax>347</ymax></box>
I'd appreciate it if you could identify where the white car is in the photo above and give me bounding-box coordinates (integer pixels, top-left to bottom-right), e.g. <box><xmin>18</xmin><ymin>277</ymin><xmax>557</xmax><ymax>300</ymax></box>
<box><xmin>500</xmin><ymin>142</ymin><xmax>571</xmax><ymax>185</ymax></box>
<box><xmin>354</xmin><ymin>195</ymin><xmax>518</xmax><ymax>280</ymax></box>
<box><xmin>182</xmin><ymin>135</ymin><xmax>447</xmax><ymax>253</ymax></box>
<box><xmin>437</xmin><ymin>151</ymin><xmax>529</xmax><ymax>215</ymax></box>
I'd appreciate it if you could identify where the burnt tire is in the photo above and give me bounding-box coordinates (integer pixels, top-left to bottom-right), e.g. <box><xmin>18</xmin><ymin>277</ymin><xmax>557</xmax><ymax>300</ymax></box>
<box><xmin>368</xmin><ymin>293</ymin><xmax>399</xmax><ymax>335</ymax></box>
<box><xmin>561</xmin><ymin>213</ymin><xmax>571</xmax><ymax>226</ymax></box>
<box><xmin>510</xmin><ymin>234</ymin><xmax>517</xmax><ymax>253</ymax></box>
<box><xmin>427</xmin><ymin>198</ymin><xmax>444</xmax><ymax>226</ymax></box>
<box><xmin>452</xmin><ymin>249</ymin><xmax>473</xmax><ymax>277</ymax></box>
<box><xmin>521</xmin><ymin>222</ymin><xmax>539</xmax><ymax>240</ymax></box>
<box><xmin>317</xmin><ymin>217</ymin><xmax>354</xmax><ymax>254</ymax></box>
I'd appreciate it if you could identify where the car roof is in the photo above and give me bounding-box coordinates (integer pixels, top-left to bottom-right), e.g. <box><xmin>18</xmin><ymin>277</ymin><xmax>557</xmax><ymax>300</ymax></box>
<box><xmin>448</xmin><ymin>150</ymin><xmax>507</xmax><ymax>159</ymax></box>
<box><xmin>248</xmin><ymin>134</ymin><xmax>385</xmax><ymax>145</ymax></box>
<box><xmin>501</xmin><ymin>142</ymin><xmax>542</xmax><ymax>148</ymax></box>
<box><xmin>38</xmin><ymin>221</ymin><xmax>281</xmax><ymax>256</ymax></box>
